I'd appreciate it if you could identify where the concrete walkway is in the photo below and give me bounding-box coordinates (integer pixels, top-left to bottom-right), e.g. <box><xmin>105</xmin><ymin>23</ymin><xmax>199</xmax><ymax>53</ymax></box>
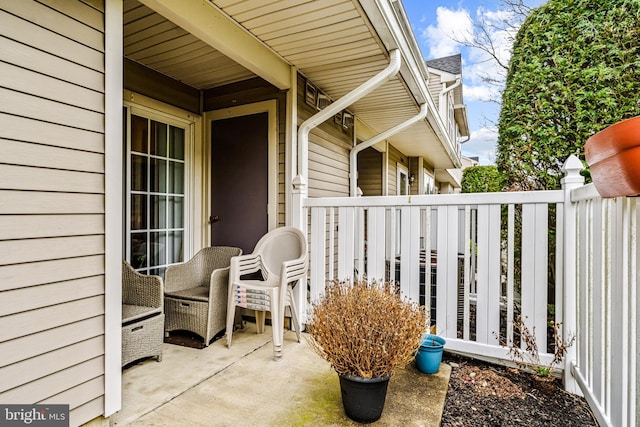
<box><xmin>110</xmin><ymin>323</ymin><xmax>450</xmax><ymax>426</ymax></box>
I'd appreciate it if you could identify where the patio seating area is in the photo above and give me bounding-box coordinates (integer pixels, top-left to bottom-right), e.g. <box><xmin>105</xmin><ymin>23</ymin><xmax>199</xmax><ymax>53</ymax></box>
<box><xmin>111</xmin><ymin>322</ymin><xmax>450</xmax><ymax>426</ymax></box>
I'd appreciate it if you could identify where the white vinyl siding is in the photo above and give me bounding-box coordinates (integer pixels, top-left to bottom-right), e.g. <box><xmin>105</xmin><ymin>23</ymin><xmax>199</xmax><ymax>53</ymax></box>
<box><xmin>0</xmin><ymin>1</ymin><xmax>107</xmax><ymax>426</ymax></box>
<box><xmin>427</xmin><ymin>72</ymin><xmax>441</xmax><ymax>111</ymax></box>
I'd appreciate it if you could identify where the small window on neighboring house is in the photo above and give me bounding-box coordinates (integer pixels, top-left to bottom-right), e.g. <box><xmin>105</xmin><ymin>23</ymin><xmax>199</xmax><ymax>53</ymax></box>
<box><xmin>424</xmin><ymin>172</ymin><xmax>436</xmax><ymax>194</ymax></box>
<box><xmin>448</xmin><ymin>92</ymin><xmax>455</xmax><ymax>142</ymax></box>
<box><xmin>397</xmin><ymin>164</ymin><xmax>409</xmax><ymax>195</ymax></box>
<box><xmin>125</xmin><ymin>110</ymin><xmax>188</xmax><ymax>277</ymax></box>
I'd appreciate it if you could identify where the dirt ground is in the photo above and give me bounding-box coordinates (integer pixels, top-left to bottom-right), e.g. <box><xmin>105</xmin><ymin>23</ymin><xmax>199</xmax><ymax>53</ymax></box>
<box><xmin>441</xmin><ymin>353</ymin><xmax>598</xmax><ymax>426</ymax></box>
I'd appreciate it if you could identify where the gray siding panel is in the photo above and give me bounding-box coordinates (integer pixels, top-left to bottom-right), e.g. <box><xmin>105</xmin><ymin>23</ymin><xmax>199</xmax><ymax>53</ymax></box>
<box><xmin>0</xmin><ymin>1</ymin><xmax>106</xmax><ymax>424</ymax></box>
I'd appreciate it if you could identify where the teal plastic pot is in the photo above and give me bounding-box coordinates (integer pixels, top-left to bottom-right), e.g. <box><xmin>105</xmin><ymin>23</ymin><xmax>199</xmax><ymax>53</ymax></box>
<box><xmin>415</xmin><ymin>334</ymin><xmax>446</xmax><ymax>374</ymax></box>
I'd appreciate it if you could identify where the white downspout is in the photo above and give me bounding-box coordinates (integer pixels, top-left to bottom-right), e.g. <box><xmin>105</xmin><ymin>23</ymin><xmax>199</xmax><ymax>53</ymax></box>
<box><xmin>349</xmin><ymin>103</ymin><xmax>428</xmax><ymax>196</ymax></box>
<box><xmin>295</xmin><ymin>49</ymin><xmax>401</xmax><ymax>192</ymax></box>
<box><xmin>439</xmin><ymin>76</ymin><xmax>461</xmax><ymax>119</ymax></box>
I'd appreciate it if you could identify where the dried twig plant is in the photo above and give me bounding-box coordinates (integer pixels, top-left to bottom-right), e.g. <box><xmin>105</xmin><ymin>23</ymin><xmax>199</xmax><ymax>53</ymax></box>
<box><xmin>500</xmin><ymin>315</ymin><xmax>575</xmax><ymax>377</ymax></box>
<box><xmin>306</xmin><ymin>279</ymin><xmax>428</xmax><ymax>379</ymax></box>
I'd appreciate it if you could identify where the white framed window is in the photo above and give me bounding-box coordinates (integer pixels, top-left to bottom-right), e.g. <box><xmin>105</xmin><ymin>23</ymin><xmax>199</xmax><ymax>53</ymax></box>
<box><xmin>423</xmin><ymin>171</ymin><xmax>436</xmax><ymax>194</ymax></box>
<box><xmin>447</xmin><ymin>92</ymin><xmax>456</xmax><ymax>143</ymax></box>
<box><xmin>124</xmin><ymin>106</ymin><xmax>191</xmax><ymax>276</ymax></box>
<box><xmin>397</xmin><ymin>164</ymin><xmax>409</xmax><ymax>195</ymax></box>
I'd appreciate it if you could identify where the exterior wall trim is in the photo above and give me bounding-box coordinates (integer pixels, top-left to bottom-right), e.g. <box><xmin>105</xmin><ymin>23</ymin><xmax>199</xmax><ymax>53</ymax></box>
<box><xmin>104</xmin><ymin>0</ymin><xmax>123</xmax><ymax>416</ymax></box>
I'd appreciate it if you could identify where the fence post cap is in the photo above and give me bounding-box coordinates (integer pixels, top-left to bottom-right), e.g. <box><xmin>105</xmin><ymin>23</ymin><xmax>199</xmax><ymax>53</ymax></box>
<box><xmin>561</xmin><ymin>155</ymin><xmax>583</xmax><ymax>176</ymax></box>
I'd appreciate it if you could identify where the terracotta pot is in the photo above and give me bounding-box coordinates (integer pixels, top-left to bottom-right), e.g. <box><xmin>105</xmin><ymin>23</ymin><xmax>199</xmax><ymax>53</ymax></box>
<box><xmin>584</xmin><ymin>116</ymin><xmax>640</xmax><ymax>198</ymax></box>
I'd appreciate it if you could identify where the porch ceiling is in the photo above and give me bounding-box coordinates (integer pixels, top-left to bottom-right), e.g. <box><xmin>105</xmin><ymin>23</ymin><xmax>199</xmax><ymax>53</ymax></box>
<box><xmin>125</xmin><ymin>0</ymin><xmax>456</xmax><ymax>168</ymax></box>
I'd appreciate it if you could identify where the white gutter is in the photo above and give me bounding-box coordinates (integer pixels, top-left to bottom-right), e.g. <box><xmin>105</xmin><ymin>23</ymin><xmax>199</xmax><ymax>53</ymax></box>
<box><xmin>359</xmin><ymin>0</ymin><xmax>461</xmax><ymax>168</ymax></box>
<box><xmin>296</xmin><ymin>49</ymin><xmax>401</xmax><ymax>192</ymax></box>
<box><xmin>350</xmin><ymin>103</ymin><xmax>428</xmax><ymax>196</ymax></box>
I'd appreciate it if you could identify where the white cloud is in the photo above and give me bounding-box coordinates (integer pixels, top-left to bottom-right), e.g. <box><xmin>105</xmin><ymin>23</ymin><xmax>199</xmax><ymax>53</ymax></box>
<box><xmin>462</xmin><ymin>126</ymin><xmax>499</xmax><ymax>165</ymax></box>
<box><xmin>422</xmin><ymin>7</ymin><xmax>473</xmax><ymax>58</ymax></box>
<box><xmin>462</xmin><ymin>83</ymin><xmax>501</xmax><ymax>104</ymax></box>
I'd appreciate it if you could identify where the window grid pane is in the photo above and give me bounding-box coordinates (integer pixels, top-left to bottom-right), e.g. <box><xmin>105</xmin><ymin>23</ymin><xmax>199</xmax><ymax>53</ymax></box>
<box><xmin>127</xmin><ymin>114</ymin><xmax>186</xmax><ymax>276</ymax></box>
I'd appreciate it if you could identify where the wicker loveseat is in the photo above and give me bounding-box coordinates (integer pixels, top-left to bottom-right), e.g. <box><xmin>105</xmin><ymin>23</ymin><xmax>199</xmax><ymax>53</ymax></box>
<box><xmin>122</xmin><ymin>260</ymin><xmax>164</xmax><ymax>367</ymax></box>
<box><xmin>164</xmin><ymin>246</ymin><xmax>242</xmax><ymax>346</ymax></box>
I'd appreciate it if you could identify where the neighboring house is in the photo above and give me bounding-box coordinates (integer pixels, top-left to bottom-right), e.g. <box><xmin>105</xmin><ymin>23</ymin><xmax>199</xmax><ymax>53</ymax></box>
<box><xmin>461</xmin><ymin>155</ymin><xmax>479</xmax><ymax>170</ymax></box>
<box><xmin>426</xmin><ymin>53</ymin><xmax>470</xmax><ymax>194</ymax></box>
<box><xmin>0</xmin><ymin>0</ymin><xmax>463</xmax><ymax>425</ymax></box>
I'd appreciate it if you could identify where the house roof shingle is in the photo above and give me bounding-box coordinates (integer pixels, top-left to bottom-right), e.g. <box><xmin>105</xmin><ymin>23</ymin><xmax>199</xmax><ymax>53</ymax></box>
<box><xmin>426</xmin><ymin>53</ymin><xmax>462</xmax><ymax>75</ymax></box>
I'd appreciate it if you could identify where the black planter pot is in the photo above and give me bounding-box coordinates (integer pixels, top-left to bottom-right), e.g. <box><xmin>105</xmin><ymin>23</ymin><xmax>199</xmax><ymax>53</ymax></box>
<box><xmin>338</xmin><ymin>374</ymin><xmax>390</xmax><ymax>423</ymax></box>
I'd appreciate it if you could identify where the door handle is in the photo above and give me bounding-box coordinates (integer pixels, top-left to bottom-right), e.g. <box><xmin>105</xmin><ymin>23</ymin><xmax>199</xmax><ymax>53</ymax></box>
<box><xmin>209</xmin><ymin>215</ymin><xmax>220</xmax><ymax>224</ymax></box>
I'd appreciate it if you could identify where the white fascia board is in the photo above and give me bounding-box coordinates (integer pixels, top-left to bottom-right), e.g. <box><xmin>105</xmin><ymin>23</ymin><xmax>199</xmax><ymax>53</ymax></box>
<box><xmin>435</xmin><ymin>167</ymin><xmax>462</xmax><ymax>188</ymax></box>
<box><xmin>429</xmin><ymin>67</ymin><xmax>457</xmax><ymax>84</ymax></box>
<box><xmin>140</xmin><ymin>0</ymin><xmax>290</xmax><ymax>90</ymax></box>
<box><xmin>358</xmin><ymin>0</ymin><xmax>461</xmax><ymax>169</ymax></box>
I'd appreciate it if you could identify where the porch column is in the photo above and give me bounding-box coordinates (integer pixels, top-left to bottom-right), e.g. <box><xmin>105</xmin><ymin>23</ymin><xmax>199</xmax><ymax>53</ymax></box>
<box><xmin>104</xmin><ymin>0</ymin><xmax>124</xmax><ymax>416</ymax></box>
<box><xmin>561</xmin><ymin>155</ymin><xmax>585</xmax><ymax>394</ymax></box>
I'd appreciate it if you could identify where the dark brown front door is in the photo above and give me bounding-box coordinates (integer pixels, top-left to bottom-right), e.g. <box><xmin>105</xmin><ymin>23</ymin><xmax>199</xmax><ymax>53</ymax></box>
<box><xmin>210</xmin><ymin>113</ymin><xmax>268</xmax><ymax>253</ymax></box>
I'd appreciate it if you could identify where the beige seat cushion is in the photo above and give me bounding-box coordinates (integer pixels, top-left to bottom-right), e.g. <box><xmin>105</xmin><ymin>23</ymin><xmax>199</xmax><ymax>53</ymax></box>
<box><xmin>122</xmin><ymin>304</ymin><xmax>162</xmax><ymax>324</ymax></box>
<box><xmin>165</xmin><ymin>286</ymin><xmax>209</xmax><ymax>302</ymax></box>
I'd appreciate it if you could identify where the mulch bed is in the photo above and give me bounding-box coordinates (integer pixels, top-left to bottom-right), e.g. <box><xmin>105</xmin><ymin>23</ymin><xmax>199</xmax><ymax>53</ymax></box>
<box><xmin>441</xmin><ymin>353</ymin><xmax>598</xmax><ymax>426</ymax></box>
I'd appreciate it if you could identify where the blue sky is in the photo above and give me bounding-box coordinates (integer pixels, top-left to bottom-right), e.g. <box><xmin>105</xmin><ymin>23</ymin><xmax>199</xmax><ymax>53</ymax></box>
<box><xmin>401</xmin><ymin>0</ymin><xmax>544</xmax><ymax>165</ymax></box>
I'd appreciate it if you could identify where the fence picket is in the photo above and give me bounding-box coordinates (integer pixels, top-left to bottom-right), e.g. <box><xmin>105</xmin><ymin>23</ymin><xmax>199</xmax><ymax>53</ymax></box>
<box><xmin>367</xmin><ymin>207</ymin><xmax>386</xmax><ymax>282</ymax></box>
<box><xmin>337</xmin><ymin>207</ymin><xmax>354</xmax><ymax>280</ymax></box>
<box><xmin>310</xmin><ymin>207</ymin><xmax>326</xmax><ymax>302</ymax></box>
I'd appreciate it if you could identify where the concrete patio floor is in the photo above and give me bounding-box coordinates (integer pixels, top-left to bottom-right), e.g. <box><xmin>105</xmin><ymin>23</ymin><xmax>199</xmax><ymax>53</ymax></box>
<box><xmin>110</xmin><ymin>322</ymin><xmax>451</xmax><ymax>426</ymax></box>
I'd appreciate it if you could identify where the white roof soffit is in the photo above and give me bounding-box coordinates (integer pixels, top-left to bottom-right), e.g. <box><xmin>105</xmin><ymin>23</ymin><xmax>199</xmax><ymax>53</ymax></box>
<box><xmin>139</xmin><ymin>0</ymin><xmax>461</xmax><ymax>168</ymax></box>
<box><xmin>356</xmin><ymin>0</ymin><xmax>461</xmax><ymax>168</ymax></box>
<box><xmin>205</xmin><ymin>0</ymin><xmax>459</xmax><ymax>169</ymax></box>
<box><xmin>435</xmin><ymin>168</ymin><xmax>462</xmax><ymax>188</ymax></box>
<box><xmin>138</xmin><ymin>0</ymin><xmax>291</xmax><ymax>89</ymax></box>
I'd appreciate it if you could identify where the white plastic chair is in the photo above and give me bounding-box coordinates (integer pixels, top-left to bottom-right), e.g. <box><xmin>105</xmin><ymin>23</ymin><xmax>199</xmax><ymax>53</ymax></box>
<box><xmin>226</xmin><ymin>226</ymin><xmax>308</xmax><ymax>359</ymax></box>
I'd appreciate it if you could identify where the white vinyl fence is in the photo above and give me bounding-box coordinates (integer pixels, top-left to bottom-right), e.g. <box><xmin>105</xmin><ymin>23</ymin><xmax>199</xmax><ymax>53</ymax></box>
<box><xmin>570</xmin><ymin>183</ymin><xmax>638</xmax><ymax>427</ymax></box>
<box><xmin>305</xmin><ymin>190</ymin><xmax>564</xmax><ymax>369</ymax></box>
<box><xmin>297</xmin><ymin>156</ymin><xmax>638</xmax><ymax>426</ymax></box>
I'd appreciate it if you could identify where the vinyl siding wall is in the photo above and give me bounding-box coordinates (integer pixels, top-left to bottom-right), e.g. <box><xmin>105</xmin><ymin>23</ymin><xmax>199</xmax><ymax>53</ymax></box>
<box><xmin>297</xmin><ymin>75</ymin><xmax>352</xmax><ymax>198</ymax></box>
<box><xmin>357</xmin><ymin>147</ymin><xmax>382</xmax><ymax>196</ymax></box>
<box><xmin>0</xmin><ymin>1</ymin><xmax>107</xmax><ymax>425</ymax></box>
<box><xmin>427</xmin><ymin>71</ymin><xmax>441</xmax><ymax>112</ymax></box>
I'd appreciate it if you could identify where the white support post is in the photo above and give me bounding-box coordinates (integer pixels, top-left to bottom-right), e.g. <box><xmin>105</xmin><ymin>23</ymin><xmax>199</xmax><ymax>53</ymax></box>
<box><xmin>291</xmin><ymin>175</ymin><xmax>308</xmax><ymax>324</ymax></box>
<box><xmin>104</xmin><ymin>0</ymin><xmax>123</xmax><ymax>417</ymax></box>
<box><xmin>561</xmin><ymin>155</ymin><xmax>585</xmax><ymax>394</ymax></box>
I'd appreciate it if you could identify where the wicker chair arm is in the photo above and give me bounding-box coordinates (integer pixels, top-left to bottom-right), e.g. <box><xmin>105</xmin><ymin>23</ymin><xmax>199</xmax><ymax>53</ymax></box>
<box><xmin>122</xmin><ymin>262</ymin><xmax>163</xmax><ymax>309</ymax></box>
<box><xmin>210</xmin><ymin>266</ymin><xmax>231</xmax><ymax>292</ymax></box>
